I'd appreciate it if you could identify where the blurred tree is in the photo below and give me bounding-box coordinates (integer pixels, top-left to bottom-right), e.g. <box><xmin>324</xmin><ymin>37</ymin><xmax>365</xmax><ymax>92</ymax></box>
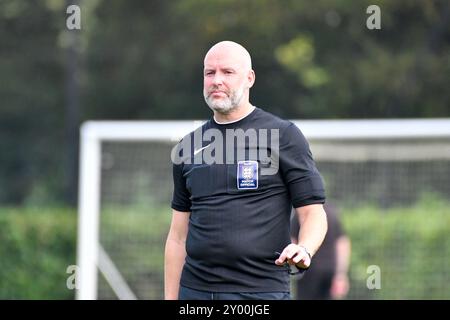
<box><xmin>0</xmin><ymin>0</ymin><xmax>66</xmax><ymax>204</ymax></box>
<box><xmin>0</xmin><ymin>0</ymin><xmax>449</xmax><ymax>205</ymax></box>
<box><xmin>64</xmin><ymin>0</ymin><xmax>81</xmax><ymax>206</ymax></box>
<box><xmin>82</xmin><ymin>0</ymin><xmax>450</xmax><ymax>121</ymax></box>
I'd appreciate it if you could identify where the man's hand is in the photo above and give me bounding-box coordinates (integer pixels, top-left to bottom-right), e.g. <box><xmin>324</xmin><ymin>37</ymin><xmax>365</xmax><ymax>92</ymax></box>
<box><xmin>330</xmin><ymin>273</ymin><xmax>349</xmax><ymax>299</ymax></box>
<box><xmin>275</xmin><ymin>243</ymin><xmax>311</xmax><ymax>269</ymax></box>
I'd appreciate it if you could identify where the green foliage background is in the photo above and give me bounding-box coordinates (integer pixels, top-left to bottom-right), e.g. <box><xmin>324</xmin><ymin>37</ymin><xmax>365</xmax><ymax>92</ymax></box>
<box><xmin>0</xmin><ymin>208</ymin><xmax>76</xmax><ymax>299</ymax></box>
<box><xmin>1</xmin><ymin>197</ymin><xmax>449</xmax><ymax>299</ymax></box>
<box><xmin>342</xmin><ymin>194</ymin><xmax>450</xmax><ymax>299</ymax></box>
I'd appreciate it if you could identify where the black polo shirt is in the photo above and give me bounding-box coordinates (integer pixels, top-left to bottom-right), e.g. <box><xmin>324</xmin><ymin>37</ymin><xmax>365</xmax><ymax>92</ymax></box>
<box><xmin>171</xmin><ymin>107</ymin><xmax>325</xmax><ymax>292</ymax></box>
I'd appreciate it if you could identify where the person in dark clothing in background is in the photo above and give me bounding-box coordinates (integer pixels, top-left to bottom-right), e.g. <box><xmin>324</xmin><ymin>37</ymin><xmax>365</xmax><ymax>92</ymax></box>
<box><xmin>290</xmin><ymin>203</ymin><xmax>351</xmax><ymax>300</ymax></box>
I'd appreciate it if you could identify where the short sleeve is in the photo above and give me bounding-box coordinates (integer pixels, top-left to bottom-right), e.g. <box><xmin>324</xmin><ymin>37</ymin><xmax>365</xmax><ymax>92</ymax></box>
<box><xmin>170</xmin><ymin>162</ymin><xmax>192</xmax><ymax>212</ymax></box>
<box><xmin>279</xmin><ymin>123</ymin><xmax>326</xmax><ymax>208</ymax></box>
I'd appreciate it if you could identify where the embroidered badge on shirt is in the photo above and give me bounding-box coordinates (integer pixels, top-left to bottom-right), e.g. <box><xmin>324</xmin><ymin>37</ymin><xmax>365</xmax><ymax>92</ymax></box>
<box><xmin>237</xmin><ymin>160</ymin><xmax>258</xmax><ymax>190</ymax></box>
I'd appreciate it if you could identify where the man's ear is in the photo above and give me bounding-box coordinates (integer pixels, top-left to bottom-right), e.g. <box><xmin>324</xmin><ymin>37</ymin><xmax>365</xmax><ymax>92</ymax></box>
<box><xmin>247</xmin><ymin>70</ymin><xmax>255</xmax><ymax>88</ymax></box>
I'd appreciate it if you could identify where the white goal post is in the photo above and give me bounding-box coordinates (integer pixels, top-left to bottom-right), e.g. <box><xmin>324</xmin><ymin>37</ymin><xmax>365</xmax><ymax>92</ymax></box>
<box><xmin>76</xmin><ymin>118</ymin><xmax>450</xmax><ymax>300</ymax></box>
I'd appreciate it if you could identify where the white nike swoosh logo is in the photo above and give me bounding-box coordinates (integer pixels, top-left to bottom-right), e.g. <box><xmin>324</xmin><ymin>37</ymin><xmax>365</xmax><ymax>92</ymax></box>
<box><xmin>194</xmin><ymin>144</ymin><xmax>211</xmax><ymax>155</ymax></box>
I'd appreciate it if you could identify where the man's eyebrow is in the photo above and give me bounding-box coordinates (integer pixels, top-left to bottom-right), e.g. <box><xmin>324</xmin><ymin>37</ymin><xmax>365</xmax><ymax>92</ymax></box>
<box><xmin>204</xmin><ymin>67</ymin><xmax>236</xmax><ymax>71</ymax></box>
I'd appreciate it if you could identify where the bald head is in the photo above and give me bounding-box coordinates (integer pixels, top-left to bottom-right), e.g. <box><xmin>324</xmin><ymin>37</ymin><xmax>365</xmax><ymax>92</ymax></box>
<box><xmin>203</xmin><ymin>41</ymin><xmax>255</xmax><ymax>117</ymax></box>
<box><xmin>204</xmin><ymin>41</ymin><xmax>252</xmax><ymax>71</ymax></box>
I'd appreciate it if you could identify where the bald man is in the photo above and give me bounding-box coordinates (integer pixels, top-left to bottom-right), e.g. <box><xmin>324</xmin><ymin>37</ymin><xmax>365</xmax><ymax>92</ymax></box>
<box><xmin>165</xmin><ymin>41</ymin><xmax>328</xmax><ymax>300</ymax></box>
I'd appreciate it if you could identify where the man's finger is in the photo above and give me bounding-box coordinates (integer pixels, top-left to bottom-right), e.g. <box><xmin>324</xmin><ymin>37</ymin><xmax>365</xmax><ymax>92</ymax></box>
<box><xmin>295</xmin><ymin>255</ymin><xmax>311</xmax><ymax>269</ymax></box>
<box><xmin>276</xmin><ymin>244</ymin><xmax>302</xmax><ymax>265</ymax></box>
<box><xmin>286</xmin><ymin>250</ymin><xmax>296</xmax><ymax>260</ymax></box>
<box><xmin>292</xmin><ymin>254</ymin><xmax>302</xmax><ymax>264</ymax></box>
<box><xmin>275</xmin><ymin>250</ymin><xmax>288</xmax><ymax>265</ymax></box>
<box><xmin>292</xmin><ymin>250</ymin><xmax>308</xmax><ymax>264</ymax></box>
<box><xmin>285</xmin><ymin>244</ymin><xmax>301</xmax><ymax>260</ymax></box>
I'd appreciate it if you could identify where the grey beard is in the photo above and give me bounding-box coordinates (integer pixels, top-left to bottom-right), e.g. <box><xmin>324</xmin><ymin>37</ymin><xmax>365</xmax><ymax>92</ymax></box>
<box><xmin>204</xmin><ymin>86</ymin><xmax>245</xmax><ymax>115</ymax></box>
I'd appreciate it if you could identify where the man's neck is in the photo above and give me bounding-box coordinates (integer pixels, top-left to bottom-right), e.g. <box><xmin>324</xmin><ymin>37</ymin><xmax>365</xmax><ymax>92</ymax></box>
<box><xmin>213</xmin><ymin>102</ymin><xmax>255</xmax><ymax>124</ymax></box>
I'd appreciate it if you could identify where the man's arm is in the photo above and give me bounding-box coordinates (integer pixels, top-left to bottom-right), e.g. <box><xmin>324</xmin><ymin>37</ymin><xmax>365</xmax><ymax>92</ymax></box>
<box><xmin>164</xmin><ymin>209</ymin><xmax>190</xmax><ymax>300</ymax></box>
<box><xmin>331</xmin><ymin>235</ymin><xmax>351</xmax><ymax>299</ymax></box>
<box><xmin>276</xmin><ymin>204</ymin><xmax>327</xmax><ymax>268</ymax></box>
<box><xmin>335</xmin><ymin>235</ymin><xmax>351</xmax><ymax>277</ymax></box>
<box><xmin>295</xmin><ymin>203</ymin><xmax>328</xmax><ymax>258</ymax></box>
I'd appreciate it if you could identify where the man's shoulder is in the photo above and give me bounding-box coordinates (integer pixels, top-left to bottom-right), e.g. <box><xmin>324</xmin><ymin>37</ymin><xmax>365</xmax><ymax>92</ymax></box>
<box><xmin>176</xmin><ymin>119</ymin><xmax>213</xmax><ymax>143</ymax></box>
<box><xmin>254</xmin><ymin>107</ymin><xmax>293</xmax><ymax>130</ymax></box>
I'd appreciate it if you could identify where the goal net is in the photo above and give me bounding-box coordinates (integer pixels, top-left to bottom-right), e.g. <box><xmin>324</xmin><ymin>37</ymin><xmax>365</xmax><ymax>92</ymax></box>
<box><xmin>76</xmin><ymin>119</ymin><xmax>450</xmax><ymax>300</ymax></box>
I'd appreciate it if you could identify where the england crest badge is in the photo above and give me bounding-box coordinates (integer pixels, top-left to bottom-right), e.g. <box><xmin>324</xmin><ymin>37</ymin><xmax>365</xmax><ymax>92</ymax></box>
<box><xmin>237</xmin><ymin>160</ymin><xmax>258</xmax><ymax>190</ymax></box>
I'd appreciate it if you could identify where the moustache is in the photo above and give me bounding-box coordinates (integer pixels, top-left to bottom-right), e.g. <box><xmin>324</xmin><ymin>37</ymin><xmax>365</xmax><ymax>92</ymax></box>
<box><xmin>207</xmin><ymin>89</ymin><xmax>229</xmax><ymax>97</ymax></box>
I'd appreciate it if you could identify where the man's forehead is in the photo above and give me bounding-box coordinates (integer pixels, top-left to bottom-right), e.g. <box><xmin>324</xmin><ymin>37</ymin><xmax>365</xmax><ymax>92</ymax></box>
<box><xmin>204</xmin><ymin>51</ymin><xmax>243</xmax><ymax>69</ymax></box>
<box><xmin>204</xmin><ymin>58</ymin><xmax>241</xmax><ymax>70</ymax></box>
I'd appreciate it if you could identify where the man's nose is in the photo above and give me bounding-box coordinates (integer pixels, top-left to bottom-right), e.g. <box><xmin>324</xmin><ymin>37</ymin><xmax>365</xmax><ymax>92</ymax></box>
<box><xmin>212</xmin><ymin>73</ymin><xmax>224</xmax><ymax>85</ymax></box>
